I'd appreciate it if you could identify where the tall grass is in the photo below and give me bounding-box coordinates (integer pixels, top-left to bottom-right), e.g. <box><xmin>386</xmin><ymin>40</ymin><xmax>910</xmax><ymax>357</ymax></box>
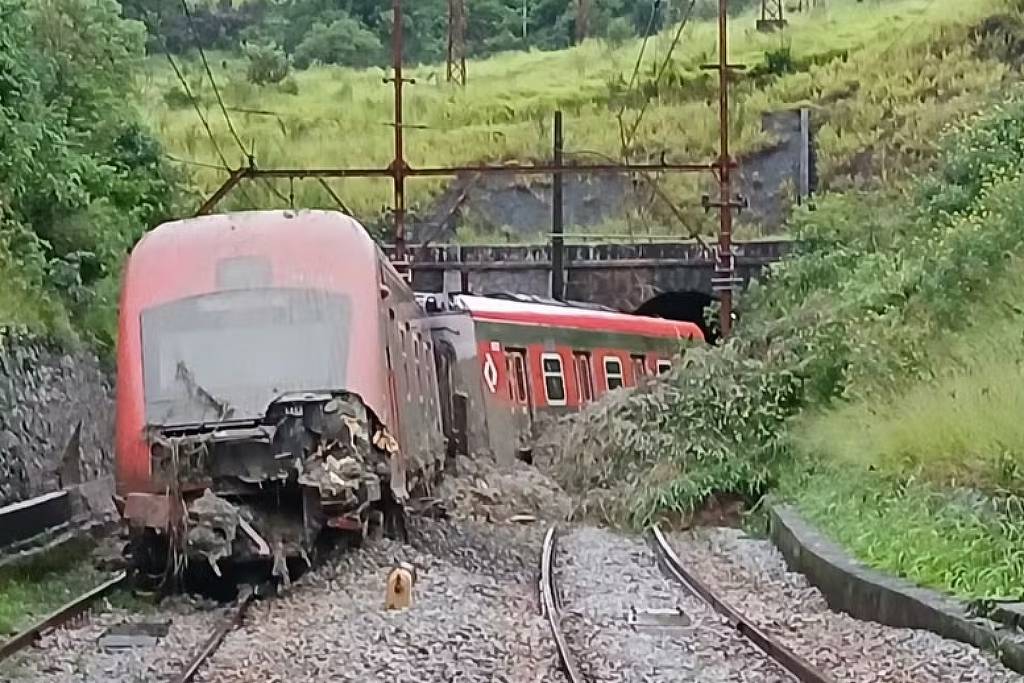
<box><xmin>795</xmin><ymin>263</ymin><xmax>1024</xmax><ymax>491</ymax></box>
<box><xmin>142</xmin><ymin>0</ymin><xmax>1003</xmax><ymax>227</ymax></box>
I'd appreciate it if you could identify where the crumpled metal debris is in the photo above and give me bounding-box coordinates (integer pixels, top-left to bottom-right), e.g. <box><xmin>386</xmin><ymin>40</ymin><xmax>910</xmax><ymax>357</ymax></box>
<box><xmin>374</xmin><ymin>427</ymin><xmax>408</xmax><ymax>502</ymax></box>
<box><xmin>298</xmin><ymin>395</ymin><xmax>390</xmax><ymax>507</ymax></box>
<box><xmin>186</xmin><ymin>489</ymin><xmax>240</xmax><ymax>576</ymax></box>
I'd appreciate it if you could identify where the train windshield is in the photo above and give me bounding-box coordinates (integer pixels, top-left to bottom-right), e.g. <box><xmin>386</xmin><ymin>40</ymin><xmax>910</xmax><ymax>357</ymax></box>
<box><xmin>141</xmin><ymin>287</ymin><xmax>351</xmax><ymax>427</ymax></box>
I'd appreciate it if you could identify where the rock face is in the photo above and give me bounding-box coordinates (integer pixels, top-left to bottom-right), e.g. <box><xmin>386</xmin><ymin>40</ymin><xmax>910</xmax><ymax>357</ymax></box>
<box><xmin>0</xmin><ymin>332</ymin><xmax>114</xmax><ymax>507</ymax></box>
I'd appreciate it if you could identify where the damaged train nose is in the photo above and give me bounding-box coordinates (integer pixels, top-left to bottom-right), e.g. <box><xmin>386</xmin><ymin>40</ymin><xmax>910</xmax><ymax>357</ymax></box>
<box><xmin>123</xmin><ymin>392</ymin><xmax>406</xmax><ymax>581</ymax></box>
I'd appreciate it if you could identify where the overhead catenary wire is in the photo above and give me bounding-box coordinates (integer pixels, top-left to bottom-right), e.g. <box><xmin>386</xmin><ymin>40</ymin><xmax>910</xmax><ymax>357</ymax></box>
<box><xmin>622</xmin><ymin>0</ymin><xmax>698</xmax><ymax>153</ymax></box>
<box><xmin>165</xmin><ymin>52</ymin><xmax>232</xmax><ymax>171</ymax></box>
<box><xmin>165</xmin><ymin>50</ymin><xmax>260</xmax><ymax>207</ymax></box>
<box><xmin>618</xmin><ymin>0</ymin><xmax>664</xmax><ymax>121</ymax></box>
<box><xmin>178</xmin><ymin>0</ymin><xmax>251</xmax><ymax>164</ymax></box>
<box><xmin>567</xmin><ymin>148</ymin><xmax>711</xmax><ymax>252</ymax></box>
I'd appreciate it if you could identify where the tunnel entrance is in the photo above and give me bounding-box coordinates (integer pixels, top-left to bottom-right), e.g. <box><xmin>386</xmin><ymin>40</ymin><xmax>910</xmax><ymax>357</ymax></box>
<box><xmin>634</xmin><ymin>291</ymin><xmax>718</xmax><ymax>344</ymax></box>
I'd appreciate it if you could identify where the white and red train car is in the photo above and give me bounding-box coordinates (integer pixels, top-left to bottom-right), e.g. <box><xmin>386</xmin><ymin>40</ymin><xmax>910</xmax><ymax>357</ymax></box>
<box><xmin>115</xmin><ymin>210</ymin><xmax>704</xmax><ymax>576</ymax></box>
<box><xmin>420</xmin><ymin>293</ymin><xmax>703</xmax><ymax>463</ymax></box>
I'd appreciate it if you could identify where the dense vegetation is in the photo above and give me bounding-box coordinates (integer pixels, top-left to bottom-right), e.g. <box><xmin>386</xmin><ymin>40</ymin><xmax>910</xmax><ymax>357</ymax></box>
<box><xmin>124</xmin><ymin>0</ymin><xmax>760</xmax><ymax>66</ymax></box>
<box><xmin>539</xmin><ymin>59</ymin><xmax>1024</xmax><ymax>602</ymax></box>
<box><xmin>143</xmin><ymin>0</ymin><xmax>1006</xmax><ymax>238</ymax></box>
<box><xmin>0</xmin><ymin>0</ymin><xmax>184</xmax><ymax>350</ymax></box>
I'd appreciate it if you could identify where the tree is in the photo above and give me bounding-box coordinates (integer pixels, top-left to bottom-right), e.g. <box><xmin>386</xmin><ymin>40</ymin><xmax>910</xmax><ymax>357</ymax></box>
<box><xmin>0</xmin><ymin>0</ymin><xmax>183</xmax><ymax>346</ymax></box>
<box><xmin>293</xmin><ymin>15</ymin><xmax>383</xmax><ymax>69</ymax></box>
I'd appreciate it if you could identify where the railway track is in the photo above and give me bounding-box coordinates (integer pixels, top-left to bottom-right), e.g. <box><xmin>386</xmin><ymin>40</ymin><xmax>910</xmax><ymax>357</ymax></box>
<box><xmin>650</xmin><ymin>524</ymin><xmax>835</xmax><ymax>683</ymax></box>
<box><xmin>168</xmin><ymin>588</ymin><xmax>255</xmax><ymax>683</ymax></box>
<box><xmin>539</xmin><ymin>524</ymin><xmax>837</xmax><ymax>683</ymax></box>
<box><xmin>0</xmin><ymin>571</ymin><xmax>128</xmax><ymax>661</ymax></box>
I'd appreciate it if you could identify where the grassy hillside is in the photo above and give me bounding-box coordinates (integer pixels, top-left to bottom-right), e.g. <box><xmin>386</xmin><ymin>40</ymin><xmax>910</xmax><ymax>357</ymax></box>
<box><xmin>145</xmin><ymin>0</ymin><xmax>1007</xmax><ymax>235</ymax></box>
<box><xmin>537</xmin><ymin>61</ymin><xmax>1024</xmax><ymax>602</ymax></box>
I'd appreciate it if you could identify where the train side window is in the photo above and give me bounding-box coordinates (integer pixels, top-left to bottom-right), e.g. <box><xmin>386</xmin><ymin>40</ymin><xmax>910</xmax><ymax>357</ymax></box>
<box><xmin>604</xmin><ymin>356</ymin><xmax>624</xmax><ymax>390</ymax></box>
<box><xmin>572</xmin><ymin>352</ymin><xmax>593</xmax><ymax>404</ymax></box>
<box><xmin>540</xmin><ymin>353</ymin><xmax>567</xmax><ymax>406</ymax></box>
<box><xmin>657</xmin><ymin>359</ymin><xmax>672</xmax><ymax>375</ymax></box>
<box><xmin>630</xmin><ymin>354</ymin><xmax>647</xmax><ymax>381</ymax></box>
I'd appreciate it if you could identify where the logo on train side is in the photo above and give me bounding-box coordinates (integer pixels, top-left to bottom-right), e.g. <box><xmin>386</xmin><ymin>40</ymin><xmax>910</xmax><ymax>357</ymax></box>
<box><xmin>482</xmin><ymin>352</ymin><xmax>498</xmax><ymax>393</ymax></box>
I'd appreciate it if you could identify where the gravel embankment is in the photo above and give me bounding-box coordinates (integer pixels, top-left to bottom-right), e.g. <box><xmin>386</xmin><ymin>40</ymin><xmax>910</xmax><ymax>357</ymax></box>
<box><xmin>0</xmin><ymin>596</ymin><xmax>225</xmax><ymax>682</ymax></box>
<box><xmin>554</xmin><ymin>526</ymin><xmax>793</xmax><ymax>682</ymax></box>
<box><xmin>194</xmin><ymin>518</ymin><xmax>559</xmax><ymax>683</ymax></box>
<box><xmin>670</xmin><ymin>527</ymin><xmax>1024</xmax><ymax>683</ymax></box>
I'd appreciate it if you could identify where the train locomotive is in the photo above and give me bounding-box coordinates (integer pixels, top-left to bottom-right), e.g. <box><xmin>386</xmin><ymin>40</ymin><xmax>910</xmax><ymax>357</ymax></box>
<box><xmin>115</xmin><ymin>210</ymin><xmax>703</xmax><ymax>583</ymax></box>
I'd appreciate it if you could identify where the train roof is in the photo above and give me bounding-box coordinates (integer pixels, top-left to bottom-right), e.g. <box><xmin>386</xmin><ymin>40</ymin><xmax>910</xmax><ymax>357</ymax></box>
<box><xmin>452</xmin><ymin>294</ymin><xmax>704</xmax><ymax>340</ymax></box>
<box><xmin>133</xmin><ymin>209</ymin><xmax>381</xmax><ymax>263</ymax></box>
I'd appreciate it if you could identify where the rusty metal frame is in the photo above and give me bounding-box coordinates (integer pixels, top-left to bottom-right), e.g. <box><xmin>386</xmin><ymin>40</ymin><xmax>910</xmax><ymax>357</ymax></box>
<box><xmin>193</xmin><ymin>0</ymin><xmax>742</xmax><ymax>336</ymax></box>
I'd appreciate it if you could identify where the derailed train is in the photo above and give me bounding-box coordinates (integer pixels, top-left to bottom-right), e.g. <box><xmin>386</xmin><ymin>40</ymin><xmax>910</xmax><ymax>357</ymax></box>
<box><xmin>115</xmin><ymin>210</ymin><xmax>703</xmax><ymax>581</ymax></box>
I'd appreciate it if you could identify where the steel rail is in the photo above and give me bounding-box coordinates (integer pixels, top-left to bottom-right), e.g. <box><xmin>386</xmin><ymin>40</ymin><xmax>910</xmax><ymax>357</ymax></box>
<box><xmin>0</xmin><ymin>571</ymin><xmax>128</xmax><ymax>660</ymax></box>
<box><xmin>539</xmin><ymin>526</ymin><xmax>584</xmax><ymax>683</ymax></box>
<box><xmin>170</xmin><ymin>590</ymin><xmax>255</xmax><ymax>683</ymax></box>
<box><xmin>651</xmin><ymin>525</ymin><xmax>837</xmax><ymax>683</ymax></box>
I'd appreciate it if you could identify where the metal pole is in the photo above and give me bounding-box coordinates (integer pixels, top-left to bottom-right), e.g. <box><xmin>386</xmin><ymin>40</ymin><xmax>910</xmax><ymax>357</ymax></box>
<box><xmin>717</xmin><ymin>0</ymin><xmax>734</xmax><ymax>337</ymax></box>
<box><xmin>522</xmin><ymin>0</ymin><xmax>528</xmax><ymax>43</ymax></box>
<box><xmin>391</xmin><ymin>0</ymin><xmax>408</xmax><ymax>265</ymax></box>
<box><xmin>552</xmin><ymin>111</ymin><xmax>565</xmax><ymax>301</ymax></box>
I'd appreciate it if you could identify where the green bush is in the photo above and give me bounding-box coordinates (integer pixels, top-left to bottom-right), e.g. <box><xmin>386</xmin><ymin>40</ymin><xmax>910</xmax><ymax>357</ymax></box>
<box><xmin>162</xmin><ymin>85</ymin><xmax>193</xmax><ymax>109</ymax></box>
<box><xmin>604</xmin><ymin>17</ymin><xmax>634</xmax><ymax>49</ymax></box>
<box><xmin>293</xmin><ymin>17</ymin><xmax>383</xmax><ymax>70</ymax></box>
<box><xmin>0</xmin><ymin>0</ymin><xmax>183</xmax><ymax>348</ymax></box>
<box><xmin>539</xmin><ymin>92</ymin><xmax>1024</xmax><ymax>529</ymax></box>
<box><xmin>243</xmin><ymin>41</ymin><xmax>290</xmax><ymax>85</ymax></box>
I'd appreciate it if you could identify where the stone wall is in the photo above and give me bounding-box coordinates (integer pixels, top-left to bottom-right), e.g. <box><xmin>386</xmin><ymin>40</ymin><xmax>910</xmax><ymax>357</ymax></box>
<box><xmin>0</xmin><ymin>333</ymin><xmax>114</xmax><ymax>507</ymax></box>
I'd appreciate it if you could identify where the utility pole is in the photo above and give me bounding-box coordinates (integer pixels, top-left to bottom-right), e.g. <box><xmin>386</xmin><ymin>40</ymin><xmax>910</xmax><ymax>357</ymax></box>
<box><xmin>387</xmin><ymin>0</ymin><xmax>411</xmax><ymax>270</ymax></box>
<box><xmin>705</xmin><ymin>0</ymin><xmax>743</xmax><ymax>338</ymax></box>
<box><xmin>757</xmin><ymin>0</ymin><xmax>787</xmax><ymax>31</ymax></box>
<box><xmin>447</xmin><ymin>0</ymin><xmax>467</xmax><ymax>86</ymax></box>
<box><xmin>522</xmin><ymin>0</ymin><xmax>528</xmax><ymax>44</ymax></box>
<box><xmin>575</xmin><ymin>0</ymin><xmax>590</xmax><ymax>44</ymax></box>
<box><xmin>551</xmin><ymin>111</ymin><xmax>565</xmax><ymax>301</ymax></box>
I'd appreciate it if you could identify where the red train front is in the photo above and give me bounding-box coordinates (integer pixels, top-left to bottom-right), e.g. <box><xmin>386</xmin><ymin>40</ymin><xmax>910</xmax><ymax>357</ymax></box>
<box><xmin>115</xmin><ymin>210</ymin><xmax>442</xmax><ymax>581</ymax></box>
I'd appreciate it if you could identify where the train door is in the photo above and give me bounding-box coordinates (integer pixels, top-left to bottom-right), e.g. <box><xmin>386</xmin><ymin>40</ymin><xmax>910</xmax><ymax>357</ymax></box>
<box><xmin>505</xmin><ymin>348</ymin><xmax>533</xmax><ymax>448</ymax></box>
<box><xmin>433</xmin><ymin>341</ymin><xmax>467</xmax><ymax>457</ymax></box>
<box><xmin>630</xmin><ymin>353</ymin><xmax>647</xmax><ymax>384</ymax></box>
<box><xmin>573</xmin><ymin>351</ymin><xmax>594</xmax><ymax>406</ymax></box>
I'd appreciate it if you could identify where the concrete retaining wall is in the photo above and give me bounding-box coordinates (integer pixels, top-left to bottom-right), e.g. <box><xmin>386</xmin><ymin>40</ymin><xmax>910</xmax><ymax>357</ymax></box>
<box><xmin>769</xmin><ymin>504</ymin><xmax>1024</xmax><ymax>673</ymax></box>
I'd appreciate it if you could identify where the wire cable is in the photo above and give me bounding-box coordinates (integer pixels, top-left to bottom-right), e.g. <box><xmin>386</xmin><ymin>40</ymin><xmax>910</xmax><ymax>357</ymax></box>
<box><xmin>179</xmin><ymin>0</ymin><xmax>251</xmax><ymax>164</ymax></box>
<box><xmin>165</xmin><ymin>51</ymin><xmax>260</xmax><ymax>208</ymax></box>
<box><xmin>622</xmin><ymin>0</ymin><xmax>698</xmax><ymax>152</ymax></box>
<box><xmin>567</xmin><ymin>148</ymin><xmax>711</xmax><ymax>252</ymax></box>
<box><xmin>618</xmin><ymin>0</ymin><xmax>663</xmax><ymax>119</ymax></box>
<box><xmin>165</xmin><ymin>52</ymin><xmax>232</xmax><ymax>171</ymax></box>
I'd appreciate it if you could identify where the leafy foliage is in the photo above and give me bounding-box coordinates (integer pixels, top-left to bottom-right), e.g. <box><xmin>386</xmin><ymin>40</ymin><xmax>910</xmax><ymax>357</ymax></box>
<box><xmin>0</xmin><ymin>0</ymin><xmax>184</xmax><ymax>347</ymax></box>
<box><xmin>538</xmin><ymin>88</ymin><xmax>1024</xmax><ymax>556</ymax></box>
<box><xmin>148</xmin><ymin>1</ymin><xmax>1003</xmax><ymax>229</ymax></box>
<box><xmin>126</xmin><ymin>0</ymin><xmax>764</xmax><ymax>67</ymax></box>
<box><xmin>244</xmin><ymin>41</ymin><xmax>290</xmax><ymax>85</ymax></box>
<box><xmin>783</xmin><ymin>465</ymin><xmax>1024</xmax><ymax>601</ymax></box>
<box><xmin>293</xmin><ymin>16</ymin><xmax>383</xmax><ymax>70</ymax></box>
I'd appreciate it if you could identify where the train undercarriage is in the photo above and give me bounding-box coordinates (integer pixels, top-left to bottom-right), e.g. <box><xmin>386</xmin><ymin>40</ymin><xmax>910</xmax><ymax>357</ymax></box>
<box><xmin>123</xmin><ymin>392</ymin><xmax>409</xmax><ymax>592</ymax></box>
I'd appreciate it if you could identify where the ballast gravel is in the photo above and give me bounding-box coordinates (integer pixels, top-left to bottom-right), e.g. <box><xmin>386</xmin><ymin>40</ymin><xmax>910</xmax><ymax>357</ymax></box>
<box><xmin>0</xmin><ymin>596</ymin><xmax>225</xmax><ymax>682</ymax></box>
<box><xmin>194</xmin><ymin>517</ymin><xmax>561</xmax><ymax>683</ymax></box>
<box><xmin>553</xmin><ymin>526</ymin><xmax>792</xmax><ymax>682</ymax></box>
<box><xmin>670</xmin><ymin>527</ymin><xmax>1024</xmax><ymax>683</ymax></box>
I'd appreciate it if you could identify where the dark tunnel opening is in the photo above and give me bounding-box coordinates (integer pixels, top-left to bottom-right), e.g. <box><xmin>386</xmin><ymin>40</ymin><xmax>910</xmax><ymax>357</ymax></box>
<box><xmin>634</xmin><ymin>291</ymin><xmax>719</xmax><ymax>344</ymax></box>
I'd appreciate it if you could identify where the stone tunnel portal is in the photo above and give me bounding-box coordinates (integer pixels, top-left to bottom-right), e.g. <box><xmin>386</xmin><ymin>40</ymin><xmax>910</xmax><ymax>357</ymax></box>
<box><xmin>634</xmin><ymin>291</ymin><xmax>718</xmax><ymax>344</ymax></box>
